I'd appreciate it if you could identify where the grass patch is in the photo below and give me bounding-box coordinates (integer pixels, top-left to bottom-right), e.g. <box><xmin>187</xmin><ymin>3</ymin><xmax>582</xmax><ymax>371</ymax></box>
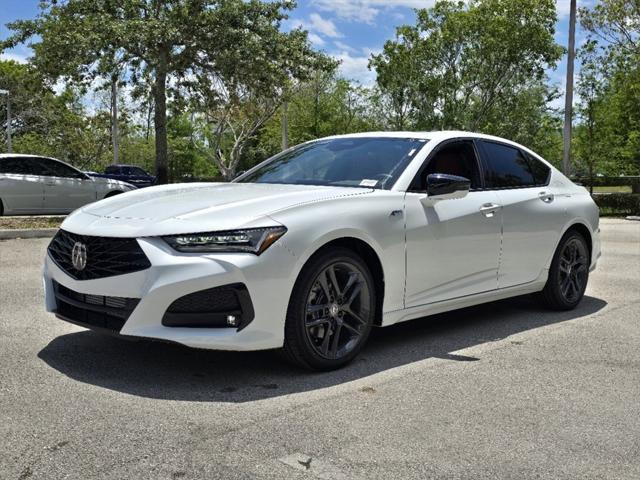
<box><xmin>592</xmin><ymin>185</ymin><xmax>632</xmax><ymax>193</ymax></box>
<box><xmin>0</xmin><ymin>217</ymin><xmax>63</xmax><ymax>230</ymax></box>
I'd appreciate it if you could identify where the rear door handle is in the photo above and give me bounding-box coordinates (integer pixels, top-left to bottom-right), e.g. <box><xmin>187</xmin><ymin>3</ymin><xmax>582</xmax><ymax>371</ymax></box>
<box><xmin>479</xmin><ymin>203</ymin><xmax>502</xmax><ymax>217</ymax></box>
<box><xmin>538</xmin><ymin>191</ymin><xmax>554</xmax><ymax>203</ymax></box>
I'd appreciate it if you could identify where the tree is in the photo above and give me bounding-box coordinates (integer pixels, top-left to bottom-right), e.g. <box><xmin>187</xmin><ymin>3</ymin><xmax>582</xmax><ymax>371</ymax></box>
<box><xmin>0</xmin><ymin>59</ymin><xmax>110</xmax><ymax>165</ymax></box>
<box><xmin>579</xmin><ymin>0</ymin><xmax>640</xmax><ymax>176</ymax></box>
<box><xmin>2</xmin><ymin>0</ymin><xmax>313</xmax><ymax>184</ymax></box>
<box><xmin>187</xmin><ymin>30</ymin><xmax>334</xmax><ymax>180</ymax></box>
<box><xmin>369</xmin><ymin>0</ymin><xmax>563</xmax><ymax>137</ymax></box>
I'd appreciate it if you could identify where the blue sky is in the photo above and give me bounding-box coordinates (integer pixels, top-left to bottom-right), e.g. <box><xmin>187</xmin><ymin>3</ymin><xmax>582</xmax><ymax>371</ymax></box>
<box><xmin>1</xmin><ymin>0</ymin><xmax>594</xmax><ymax>109</ymax></box>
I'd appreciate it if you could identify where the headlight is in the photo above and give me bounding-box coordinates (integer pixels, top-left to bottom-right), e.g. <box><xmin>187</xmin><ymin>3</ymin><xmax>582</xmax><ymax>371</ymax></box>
<box><xmin>162</xmin><ymin>226</ymin><xmax>287</xmax><ymax>254</ymax></box>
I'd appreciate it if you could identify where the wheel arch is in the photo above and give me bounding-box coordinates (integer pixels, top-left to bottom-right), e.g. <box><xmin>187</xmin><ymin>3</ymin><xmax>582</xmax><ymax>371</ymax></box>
<box><xmin>295</xmin><ymin>236</ymin><xmax>386</xmax><ymax>327</ymax></box>
<box><xmin>549</xmin><ymin>219</ymin><xmax>595</xmax><ymax>268</ymax></box>
<box><xmin>104</xmin><ymin>190</ymin><xmax>124</xmax><ymax>198</ymax></box>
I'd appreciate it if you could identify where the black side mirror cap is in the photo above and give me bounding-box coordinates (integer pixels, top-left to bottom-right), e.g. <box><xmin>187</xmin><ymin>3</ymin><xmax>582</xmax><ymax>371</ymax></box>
<box><xmin>426</xmin><ymin>173</ymin><xmax>471</xmax><ymax>200</ymax></box>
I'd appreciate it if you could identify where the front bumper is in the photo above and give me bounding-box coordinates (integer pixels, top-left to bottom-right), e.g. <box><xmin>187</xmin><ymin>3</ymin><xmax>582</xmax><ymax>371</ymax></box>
<box><xmin>43</xmin><ymin>237</ymin><xmax>297</xmax><ymax>351</ymax></box>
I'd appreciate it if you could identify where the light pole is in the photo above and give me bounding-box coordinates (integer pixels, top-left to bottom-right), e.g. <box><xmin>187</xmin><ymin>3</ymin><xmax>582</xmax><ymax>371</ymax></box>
<box><xmin>0</xmin><ymin>89</ymin><xmax>11</xmax><ymax>153</ymax></box>
<box><xmin>562</xmin><ymin>0</ymin><xmax>577</xmax><ymax>176</ymax></box>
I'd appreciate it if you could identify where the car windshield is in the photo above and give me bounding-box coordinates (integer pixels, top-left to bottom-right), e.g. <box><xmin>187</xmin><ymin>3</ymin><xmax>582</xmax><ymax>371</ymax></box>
<box><xmin>237</xmin><ymin>137</ymin><xmax>428</xmax><ymax>189</ymax></box>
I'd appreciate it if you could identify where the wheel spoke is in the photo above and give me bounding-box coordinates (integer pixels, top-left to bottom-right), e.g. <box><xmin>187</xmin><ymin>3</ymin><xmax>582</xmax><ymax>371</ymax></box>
<box><xmin>344</xmin><ymin>282</ymin><xmax>363</xmax><ymax>308</ymax></box>
<box><xmin>341</xmin><ymin>272</ymin><xmax>359</xmax><ymax>299</ymax></box>
<box><xmin>317</xmin><ymin>271</ymin><xmax>332</xmax><ymax>301</ymax></box>
<box><xmin>320</xmin><ymin>327</ymin><xmax>332</xmax><ymax>355</ymax></box>
<box><xmin>344</xmin><ymin>306</ymin><xmax>366</xmax><ymax>325</ymax></box>
<box><xmin>330</xmin><ymin>323</ymin><xmax>342</xmax><ymax>358</ymax></box>
<box><xmin>306</xmin><ymin>304</ymin><xmax>328</xmax><ymax>315</ymax></box>
<box><xmin>341</xmin><ymin>321</ymin><xmax>360</xmax><ymax>335</ymax></box>
<box><xmin>306</xmin><ymin>317</ymin><xmax>330</xmax><ymax>328</ymax></box>
<box><xmin>327</xmin><ymin>266</ymin><xmax>342</xmax><ymax>297</ymax></box>
<box><xmin>561</xmin><ymin>276</ymin><xmax>572</xmax><ymax>297</ymax></box>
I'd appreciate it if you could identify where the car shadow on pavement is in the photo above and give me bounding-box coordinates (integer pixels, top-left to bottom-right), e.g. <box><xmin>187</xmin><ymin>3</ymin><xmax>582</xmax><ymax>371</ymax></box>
<box><xmin>38</xmin><ymin>294</ymin><xmax>607</xmax><ymax>403</ymax></box>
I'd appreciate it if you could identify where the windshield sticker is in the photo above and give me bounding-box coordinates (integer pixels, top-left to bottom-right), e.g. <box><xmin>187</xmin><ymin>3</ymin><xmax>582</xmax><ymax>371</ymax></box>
<box><xmin>360</xmin><ymin>179</ymin><xmax>378</xmax><ymax>187</ymax></box>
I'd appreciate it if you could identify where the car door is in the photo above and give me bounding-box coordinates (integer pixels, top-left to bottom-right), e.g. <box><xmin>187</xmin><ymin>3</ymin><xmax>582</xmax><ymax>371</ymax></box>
<box><xmin>477</xmin><ymin>140</ymin><xmax>565</xmax><ymax>288</ymax></box>
<box><xmin>38</xmin><ymin>158</ymin><xmax>96</xmax><ymax>212</ymax></box>
<box><xmin>0</xmin><ymin>156</ymin><xmax>45</xmax><ymax>213</ymax></box>
<box><xmin>404</xmin><ymin>139</ymin><xmax>502</xmax><ymax>308</ymax></box>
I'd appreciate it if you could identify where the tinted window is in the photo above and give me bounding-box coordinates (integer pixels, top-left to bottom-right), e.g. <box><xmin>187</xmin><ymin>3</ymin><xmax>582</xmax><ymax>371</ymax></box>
<box><xmin>105</xmin><ymin>166</ymin><xmax>120</xmax><ymax>174</ymax></box>
<box><xmin>526</xmin><ymin>153</ymin><xmax>551</xmax><ymax>185</ymax></box>
<box><xmin>481</xmin><ymin>141</ymin><xmax>535</xmax><ymax>188</ymax></box>
<box><xmin>239</xmin><ymin>137</ymin><xmax>428</xmax><ymax>189</ymax></box>
<box><xmin>0</xmin><ymin>157</ymin><xmax>45</xmax><ymax>175</ymax></box>
<box><xmin>39</xmin><ymin>158</ymin><xmax>83</xmax><ymax>178</ymax></box>
<box><xmin>413</xmin><ymin>141</ymin><xmax>481</xmax><ymax>190</ymax></box>
<box><xmin>130</xmin><ymin>167</ymin><xmax>148</xmax><ymax>176</ymax></box>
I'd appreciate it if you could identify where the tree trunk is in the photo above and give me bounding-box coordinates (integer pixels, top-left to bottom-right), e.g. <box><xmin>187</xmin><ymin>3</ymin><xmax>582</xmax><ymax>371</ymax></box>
<box><xmin>111</xmin><ymin>75</ymin><xmax>119</xmax><ymax>165</ymax></box>
<box><xmin>153</xmin><ymin>48</ymin><xmax>169</xmax><ymax>184</ymax></box>
<box><xmin>281</xmin><ymin>100</ymin><xmax>289</xmax><ymax>151</ymax></box>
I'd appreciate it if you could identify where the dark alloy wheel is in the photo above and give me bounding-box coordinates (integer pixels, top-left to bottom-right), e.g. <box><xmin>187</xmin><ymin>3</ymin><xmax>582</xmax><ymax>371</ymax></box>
<box><xmin>283</xmin><ymin>248</ymin><xmax>376</xmax><ymax>370</ymax></box>
<box><xmin>541</xmin><ymin>231</ymin><xmax>590</xmax><ymax>310</ymax></box>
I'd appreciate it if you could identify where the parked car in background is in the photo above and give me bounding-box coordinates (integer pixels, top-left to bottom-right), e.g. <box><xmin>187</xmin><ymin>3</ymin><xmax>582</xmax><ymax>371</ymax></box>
<box><xmin>88</xmin><ymin>164</ymin><xmax>156</xmax><ymax>188</ymax></box>
<box><xmin>0</xmin><ymin>154</ymin><xmax>136</xmax><ymax>215</ymax></box>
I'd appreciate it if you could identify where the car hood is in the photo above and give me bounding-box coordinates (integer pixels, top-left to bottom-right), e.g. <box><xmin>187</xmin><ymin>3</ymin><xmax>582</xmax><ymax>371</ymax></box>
<box><xmin>62</xmin><ymin>182</ymin><xmax>372</xmax><ymax>237</ymax></box>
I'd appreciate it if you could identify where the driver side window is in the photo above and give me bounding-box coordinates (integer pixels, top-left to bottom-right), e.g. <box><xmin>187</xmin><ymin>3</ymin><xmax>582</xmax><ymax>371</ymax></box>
<box><xmin>411</xmin><ymin>141</ymin><xmax>482</xmax><ymax>191</ymax></box>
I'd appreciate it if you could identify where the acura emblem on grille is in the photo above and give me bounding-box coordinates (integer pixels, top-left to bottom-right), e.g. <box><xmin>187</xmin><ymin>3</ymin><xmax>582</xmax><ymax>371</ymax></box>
<box><xmin>71</xmin><ymin>242</ymin><xmax>87</xmax><ymax>271</ymax></box>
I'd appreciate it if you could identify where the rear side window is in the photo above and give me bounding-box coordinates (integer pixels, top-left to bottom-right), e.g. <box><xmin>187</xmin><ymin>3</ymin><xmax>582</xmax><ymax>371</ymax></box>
<box><xmin>0</xmin><ymin>157</ymin><xmax>44</xmax><ymax>175</ymax></box>
<box><xmin>481</xmin><ymin>141</ymin><xmax>535</xmax><ymax>188</ymax></box>
<box><xmin>105</xmin><ymin>166</ymin><xmax>120</xmax><ymax>174</ymax></box>
<box><xmin>526</xmin><ymin>153</ymin><xmax>551</xmax><ymax>186</ymax></box>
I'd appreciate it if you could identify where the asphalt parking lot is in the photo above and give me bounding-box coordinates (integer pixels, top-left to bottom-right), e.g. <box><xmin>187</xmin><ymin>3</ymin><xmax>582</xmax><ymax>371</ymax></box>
<box><xmin>1</xmin><ymin>218</ymin><xmax>639</xmax><ymax>479</ymax></box>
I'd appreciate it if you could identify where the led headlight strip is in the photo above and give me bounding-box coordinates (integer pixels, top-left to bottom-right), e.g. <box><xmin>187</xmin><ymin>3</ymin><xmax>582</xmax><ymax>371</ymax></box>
<box><xmin>162</xmin><ymin>226</ymin><xmax>287</xmax><ymax>254</ymax></box>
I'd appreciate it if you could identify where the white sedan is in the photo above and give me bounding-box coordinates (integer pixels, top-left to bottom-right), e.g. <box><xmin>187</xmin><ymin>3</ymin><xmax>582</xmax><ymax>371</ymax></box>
<box><xmin>0</xmin><ymin>154</ymin><xmax>135</xmax><ymax>215</ymax></box>
<box><xmin>43</xmin><ymin>131</ymin><xmax>600</xmax><ymax>370</ymax></box>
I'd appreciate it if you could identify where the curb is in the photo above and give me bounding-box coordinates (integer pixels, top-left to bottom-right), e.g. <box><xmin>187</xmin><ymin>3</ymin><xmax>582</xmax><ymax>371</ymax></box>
<box><xmin>0</xmin><ymin>228</ymin><xmax>58</xmax><ymax>240</ymax></box>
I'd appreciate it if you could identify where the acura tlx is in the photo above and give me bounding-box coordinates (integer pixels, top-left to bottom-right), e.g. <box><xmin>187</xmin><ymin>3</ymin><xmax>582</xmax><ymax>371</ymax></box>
<box><xmin>43</xmin><ymin>131</ymin><xmax>600</xmax><ymax>370</ymax></box>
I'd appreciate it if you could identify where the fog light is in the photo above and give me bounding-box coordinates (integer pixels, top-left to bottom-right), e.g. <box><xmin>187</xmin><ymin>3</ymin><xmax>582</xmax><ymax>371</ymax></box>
<box><xmin>226</xmin><ymin>315</ymin><xmax>237</xmax><ymax>327</ymax></box>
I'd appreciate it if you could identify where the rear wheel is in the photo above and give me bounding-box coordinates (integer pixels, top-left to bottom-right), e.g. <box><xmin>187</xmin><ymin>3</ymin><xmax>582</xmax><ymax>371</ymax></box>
<box><xmin>282</xmin><ymin>248</ymin><xmax>376</xmax><ymax>371</ymax></box>
<box><xmin>540</xmin><ymin>231</ymin><xmax>590</xmax><ymax>310</ymax></box>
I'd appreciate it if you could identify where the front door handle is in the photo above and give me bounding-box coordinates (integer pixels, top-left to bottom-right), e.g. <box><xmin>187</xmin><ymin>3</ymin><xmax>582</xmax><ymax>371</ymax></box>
<box><xmin>538</xmin><ymin>191</ymin><xmax>554</xmax><ymax>203</ymax></box>
<box><xmin>479</xmin><ymin>203</ymin><xmax>502</xmax><ymax>217</ymax></box>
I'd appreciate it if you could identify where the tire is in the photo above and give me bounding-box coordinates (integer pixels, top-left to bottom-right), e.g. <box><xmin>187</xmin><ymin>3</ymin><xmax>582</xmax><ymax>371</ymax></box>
<box><xmin>0</xmin><ymin>199</ymin><xmax>3</xmax><ymax>216</ymax></box>
<box><xmin>282</xmin><ymin>247</ymin><xmax>376</xmax><ymax>371</ymax></box>
<box><xmin>105</xmin><ymin>190</ymin><xmax>123</xmax><ymax>198</ymax></box>
<box><xmin>540</xmin><ymin>230</ymin><xmax>590</xmax><ymax>310</ymax></box>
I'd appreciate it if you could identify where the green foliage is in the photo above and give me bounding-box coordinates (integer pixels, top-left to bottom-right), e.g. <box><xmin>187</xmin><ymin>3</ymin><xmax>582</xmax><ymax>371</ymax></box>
<box><xmin>370</xmin><ymin>0</ymin><xmax>563</xmax><ymax>139</ymax></box>
<box><xmin>592</xmin><ymin>193</ymin><xmax>640</xmax><ymax>216</ymax></box>
<box><xmin>576</xmin><ymin>0</ymin><xmax>640</xmax><ymax>177</ymax></box>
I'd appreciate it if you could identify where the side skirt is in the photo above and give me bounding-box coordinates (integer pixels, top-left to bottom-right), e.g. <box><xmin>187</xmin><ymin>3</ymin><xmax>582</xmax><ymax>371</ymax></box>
<box><xmin>381</xmin><ymin>271</ymin><xmax>548</xmax><ymax>327</ymax></box>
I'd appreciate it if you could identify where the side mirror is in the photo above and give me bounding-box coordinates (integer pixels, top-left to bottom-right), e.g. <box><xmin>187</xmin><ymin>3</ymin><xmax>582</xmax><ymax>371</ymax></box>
<box><xmin>426</xmin><ymin>173</ymin><xmax>470</xmax><ymax>200</ymax></box>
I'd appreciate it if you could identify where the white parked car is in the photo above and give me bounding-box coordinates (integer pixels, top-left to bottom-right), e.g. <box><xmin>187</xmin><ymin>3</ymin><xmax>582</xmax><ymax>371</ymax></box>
<box><xmin>0</xmin><ymin>154</ymin><xmax>136</xmax><ymax>215</ymax></box>
<box><xmin>43</xmin><ymin>132</ymin><xmax>600</xmax><ymax>370</ymax></box>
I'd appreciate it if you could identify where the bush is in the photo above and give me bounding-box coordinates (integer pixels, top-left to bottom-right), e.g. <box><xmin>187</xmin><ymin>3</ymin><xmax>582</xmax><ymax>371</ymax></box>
<box><xmin>592</xmin><ymin>193</ymin><xmax>640</xmax><ymax>216</ymax></box>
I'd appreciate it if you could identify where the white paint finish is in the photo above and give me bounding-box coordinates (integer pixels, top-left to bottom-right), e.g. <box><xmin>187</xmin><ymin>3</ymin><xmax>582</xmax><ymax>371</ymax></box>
<box><xmin>404</xmin><ymin>190</ymin><xmax>502</xmax><ymax>307</ymax></box>
<box><xmin>41</xmin><ymin>131</ymin><xmax>601</xmax><ymax>351</ymax></box>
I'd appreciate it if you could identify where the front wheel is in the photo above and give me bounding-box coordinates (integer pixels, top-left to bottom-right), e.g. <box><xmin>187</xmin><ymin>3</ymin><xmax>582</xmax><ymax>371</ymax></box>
<box><xmin>540</xmin><ymin>231</ymin><xmax>590</xmax><ymax>310</ymax></box>
<box><xmin>282</xmin><ymin>248</ymin><xmax>376</xmax><ymax>371</ymax></box>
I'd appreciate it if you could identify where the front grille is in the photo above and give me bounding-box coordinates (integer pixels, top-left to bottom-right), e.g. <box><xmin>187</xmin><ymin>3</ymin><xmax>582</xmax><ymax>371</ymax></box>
<box><xmin>48</xmin><ymin>229</ymin><xmax>151</xmax><ymax>280</ymax></box>
<box><xmin>53</xmin><ymin>280</ymin><xmax>140</xmax><ymax>332</ymax></box>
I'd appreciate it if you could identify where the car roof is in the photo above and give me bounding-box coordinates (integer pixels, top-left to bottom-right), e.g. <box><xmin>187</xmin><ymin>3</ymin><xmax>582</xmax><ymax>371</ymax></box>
<box><xmin>320</xmin><ymin>130</ymin><xmax>523</xmax><ymax>145</ymax></box>
<box><xmin>0</xmin><ymin>153</ymin><xmax>68</xmax><ymax>162</ymax></box>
